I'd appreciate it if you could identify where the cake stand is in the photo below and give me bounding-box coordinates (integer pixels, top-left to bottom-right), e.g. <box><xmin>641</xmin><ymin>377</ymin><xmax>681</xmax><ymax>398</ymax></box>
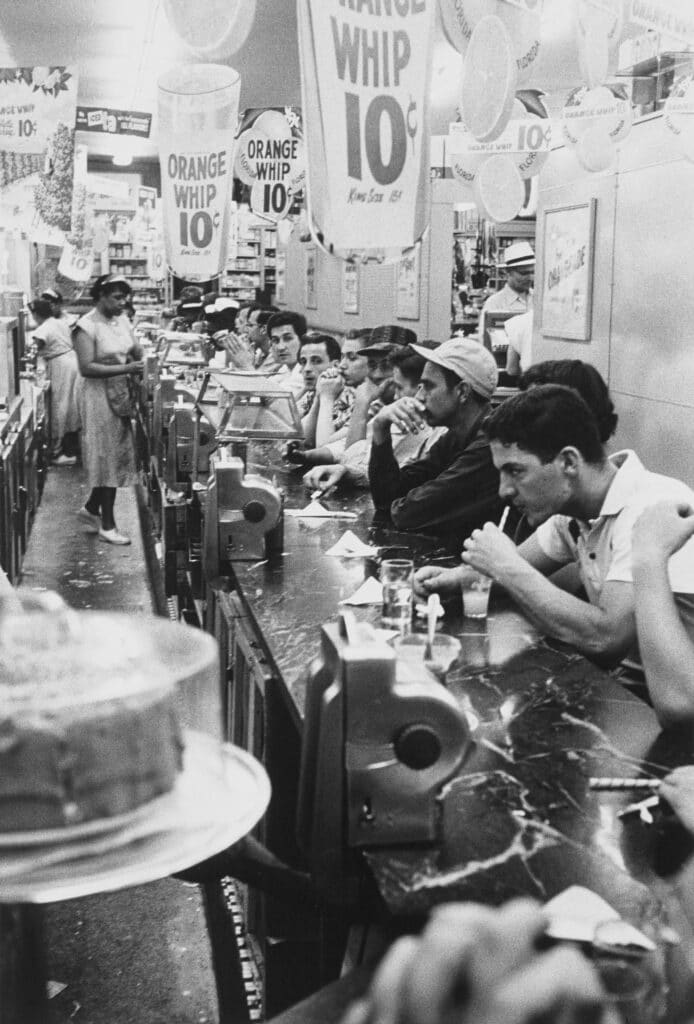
<box><xmin>0</xmin><ymin>731</ymin><xmax>271</xmax><ymax>1024</ymax></box>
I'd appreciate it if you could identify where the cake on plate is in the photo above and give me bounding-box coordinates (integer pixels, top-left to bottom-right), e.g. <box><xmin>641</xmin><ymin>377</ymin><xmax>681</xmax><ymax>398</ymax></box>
<box><xmin>0</xmin><ymin>598</ymin><xmax>185</xmax><ymax>832</ymax></box>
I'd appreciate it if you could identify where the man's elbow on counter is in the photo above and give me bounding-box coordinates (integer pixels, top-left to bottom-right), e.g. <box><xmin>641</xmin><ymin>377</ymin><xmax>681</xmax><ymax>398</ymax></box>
<box><xmin>390</xmin><ymin>497</ymin><xmax>425</xmax><ymax>531</ymax></box>
<box><xmin>649</xmin><ymin>687</ymin><xmax>694</xmax><ymax>730</ymax></box>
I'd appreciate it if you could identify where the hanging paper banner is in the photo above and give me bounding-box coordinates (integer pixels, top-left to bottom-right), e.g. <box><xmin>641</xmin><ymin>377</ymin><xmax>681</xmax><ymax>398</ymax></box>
<box><xmin>449</xmin><ymin>91</ymin><xmax>549</xmax><ymax>195</ymax></box>
<box><xmin>629</xmin><ymin>0</ymin><xmax>694</xmax><ymax>45</ymax></box>
<box><xmin>664</xmin><ymin>74</ymin><xmax>694</xmax><ymax>163</ymax></box>
<box><xmin>234</xmin><ymin>107</ymin><xmax>304</xmax><ymax>222</ymax></box>
<box><xmin>575</xmin><ymin>0</ymin><xmax>623</xmax><ymax>89</ymax></box>
<box><xmin>158</xmin><ymin>64</ymin><xmax>240</xmax><ymax>281</ymax></box>
<box><xmin>58</xmin><ymin>240</ymin><xmax>94</xmax><ymax>281</ymax></box>
<box><xmin>297</xmin><ymin>0</ymin><xmax>436</xmax><ymax>255</ymax></box>
<box><xmin>0</xmin><ymin>66</ymin><xmax>78</xmax><ymax>242</ymax></box>
<box><xmin>439</xmin><ymin>0</ymin><xmax>542</xmax><ymax>87</ymax></box>
<box><xmin>562</xmin><ymin>84</ymin><xmax>632</xmax><ymax>172</ymax></box>
<box><xmin>163</xmin><ymin>0</ymin><xmax>257</xmax><ymax>59</ymax></box>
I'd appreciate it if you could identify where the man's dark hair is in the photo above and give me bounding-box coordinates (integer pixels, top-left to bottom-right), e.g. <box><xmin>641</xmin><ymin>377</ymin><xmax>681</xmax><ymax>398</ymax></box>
<box><xmin>300</xmin><ymin>332</ymin><xmax>341</xmax><ymax>362</ymax></box>
<box><xmin>391</xmin><ymin>346</ymin><xmax>426</xmax><ymax>387</ymax></box>
<box><xmin>520</xmin><ymin>360</ymin><xmax>618</xmax><ymax>444</ymax></box>
<box><xmin>29</xmin><ymin>298</ymin><xmax>52</xmax><ymax>320</ymax></box>
<box><xmin>267</xmin><ymin>310</ymin><xmax>307</xmax><ymax>338</ymax></box>
<box><xmin>344</xmin><ymin>327</ymin><xmax>372</xmax><ymax>342</ymax></box>
<box><xmin>484</xmin><ymin>384</ymin><xmax>606</xmax><ymax>464</ymax></box>
<box><xmin>255</xmin><ymin>309</ymin><xmax>275</xmax><ymax>330</ymax></box>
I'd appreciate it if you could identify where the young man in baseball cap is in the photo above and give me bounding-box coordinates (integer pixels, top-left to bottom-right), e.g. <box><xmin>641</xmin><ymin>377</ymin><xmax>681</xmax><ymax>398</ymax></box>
<box><xmin>368</xmin><ymin>337</ymin><xmax>503</xmax><ymax>547</ymax></box>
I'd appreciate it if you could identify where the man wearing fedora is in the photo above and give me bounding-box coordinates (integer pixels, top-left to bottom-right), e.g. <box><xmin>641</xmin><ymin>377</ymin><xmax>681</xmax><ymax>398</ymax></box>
<box><xmin>478</xmin><ymin>241</ymin><xmax>535</xmax><ymax>355</ymax></box>
<box><xmin>368</xmin><ymin>337</ymin><xmax>503</xmax><ymax>547</ymax></box>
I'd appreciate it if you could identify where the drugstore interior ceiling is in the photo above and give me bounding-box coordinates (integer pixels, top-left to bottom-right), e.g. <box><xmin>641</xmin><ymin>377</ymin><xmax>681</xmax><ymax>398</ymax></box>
<box><xmin>0</xmin><ymin>0</ymin><xmax>645</xmax><ymax>162</ymax></box>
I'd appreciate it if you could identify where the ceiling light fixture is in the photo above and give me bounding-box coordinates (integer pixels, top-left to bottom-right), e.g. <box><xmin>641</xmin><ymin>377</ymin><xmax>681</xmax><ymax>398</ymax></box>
<box><xmin>112</xmin><ymin>148</ymin><xmax>133</xmax><ymax>167</ymax></box>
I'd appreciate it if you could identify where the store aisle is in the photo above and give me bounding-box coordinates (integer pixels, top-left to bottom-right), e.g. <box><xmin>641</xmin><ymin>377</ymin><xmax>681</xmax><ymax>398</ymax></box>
<box><xmin>15</xmin><ymin>465</ymin><xmax>220</xmax><ymax>1024</ymax></box>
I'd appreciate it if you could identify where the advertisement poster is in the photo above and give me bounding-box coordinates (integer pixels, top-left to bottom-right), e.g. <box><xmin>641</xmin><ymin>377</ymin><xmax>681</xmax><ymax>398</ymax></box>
<box><xmin>395</xmin><ymin>246</ymin><xmax>420</xmax><ymax>321</ymax></box>
<box><xmin>298</xmin><ymin>0</ymin><xmax>436</xmax><ymax>253</ymax></box>
<box><xmin>342</xmin><ymin>261</ymin><xmax>359</xmax><ymax>314</ymax></box>
<box><xmin>235</xmin><ymin>107</ymin><xmax>304</xmax><ymax>223</ymax></box>
<box><xmin>76</xmin><ymin>106</ymin><xmax>152</xmax><ymax>138</ymax></box>
<box><xmin>541</xmin><ymin>200</ymin><xmax>596</xmax><ymax>341</ymax></box>
<box><xmin>0</xmin><ymin>65</ymin><xmax>78</xmax><ymax>242</ymax></box>
<box><xmin>158</xmin><ymin>65</ymin><xmax>240</xmax><ymax>281</ymax></box>
<box><xmin>305</xmin><ymin>245</ymin><xmax>317</xmax><ymax>308</ymax></box>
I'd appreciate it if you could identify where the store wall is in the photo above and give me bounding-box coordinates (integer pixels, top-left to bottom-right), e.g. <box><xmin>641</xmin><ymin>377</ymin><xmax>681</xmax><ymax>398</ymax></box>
<box><xmin>280</xmin><ymin>179</ymin><xmax>455</xmax><ymax>343</ymax></box>
<box><xmin>533</xmin><ymin>114</ymin><xmax>694</xmax><ymax>486</ymax></box>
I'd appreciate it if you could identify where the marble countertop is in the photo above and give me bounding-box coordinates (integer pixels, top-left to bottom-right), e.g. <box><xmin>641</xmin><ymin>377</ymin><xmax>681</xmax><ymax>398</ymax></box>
<box><xmin>224</xmin><ymin>446</ymin><xmax>694</xmax><ymax>1003</ymax></box>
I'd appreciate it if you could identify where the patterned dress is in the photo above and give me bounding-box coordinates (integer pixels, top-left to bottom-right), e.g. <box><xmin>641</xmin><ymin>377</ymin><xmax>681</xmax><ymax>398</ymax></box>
<box><xmin>76</xmin><ymin>309</ymin><xmax>138</xmax><ymax>488</ymax></box>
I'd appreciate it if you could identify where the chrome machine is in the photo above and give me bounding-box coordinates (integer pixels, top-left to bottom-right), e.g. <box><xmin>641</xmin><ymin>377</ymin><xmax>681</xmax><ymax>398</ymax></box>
<box><xmin>297</xmin><ymin>613</ymin><xmax>471</xmax><ymax>905</ymax></box>
<box><xmin>198</xmin><ymin>370</ymin><xmax>303</xmax><ymax>569</ymax></box>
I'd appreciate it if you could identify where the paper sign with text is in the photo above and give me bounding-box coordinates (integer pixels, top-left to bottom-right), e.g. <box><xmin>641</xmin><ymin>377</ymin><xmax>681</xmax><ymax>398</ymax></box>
<box><xmin>629</xmin><ymin>0</ymin><xmax>694</xmax><ymax>44</ymax></box>
<box><xmin>0</xmin><ymin>66</ymin><xmax>77</xmax><ymax>154</ymax></box>
<box><xmin>158</xmin><ymin>66</ymin><xmax>240</xmax><ymax>281</ymax></box>
<box><xmin>298</xmin><ymin>0</ymin><xmax>436</xmax><ymax>253</ymax></box>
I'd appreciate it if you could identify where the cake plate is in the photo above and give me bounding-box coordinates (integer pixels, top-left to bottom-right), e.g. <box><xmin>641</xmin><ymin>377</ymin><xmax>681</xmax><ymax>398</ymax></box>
<box><xmin>0</xmin><ymin>732</ymin><xmax>270</xmax><ymax>1024</ymax></box>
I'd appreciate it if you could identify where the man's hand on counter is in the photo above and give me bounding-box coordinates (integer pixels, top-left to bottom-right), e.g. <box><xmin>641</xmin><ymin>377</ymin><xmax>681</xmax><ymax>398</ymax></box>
<box><xmin>341</xmin><ymin>899</ymin><xmax>608</xmax><ymax>1024</ymax></box>
<box><xmin>303</xmin><ymin>464</ymin><xmax>348</xmax><ymax>494</ymax></box>
<box><xmin>413</xmin><ymin>564</ymin><xmax>463</xmax><ymax>599</ymax></box>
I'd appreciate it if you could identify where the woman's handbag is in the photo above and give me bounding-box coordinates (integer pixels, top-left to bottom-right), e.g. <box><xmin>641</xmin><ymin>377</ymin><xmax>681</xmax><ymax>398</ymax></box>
<box><xmin>102</xmin><ymin>358</ymin><xmax>137</xmax><ymax>418</ymax></box>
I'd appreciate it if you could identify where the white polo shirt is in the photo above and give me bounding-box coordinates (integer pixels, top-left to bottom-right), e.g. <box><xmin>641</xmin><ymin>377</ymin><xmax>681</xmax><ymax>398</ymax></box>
<box><xmin>534</xmin><ymin>451</ymin><xmax>694</xmax><ymax>666</ymax></box>
<box><xmin>535</xmin><ymin>450</ymin><xmax>694</xmax><ymax>600</ymax></box>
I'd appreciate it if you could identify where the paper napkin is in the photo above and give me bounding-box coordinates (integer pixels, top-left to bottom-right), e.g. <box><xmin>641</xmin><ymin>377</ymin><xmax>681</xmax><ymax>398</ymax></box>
<box><xmin>340</xmin><ymin>576</ymin><xmax>384</xmax><ymax>606</ymax></box>
<box><xmin>325</xmin><ymin>530</ymin><xmax>378</xmax><ymax>557</ymax></box>
<box><xmin>544</xmin><ymin>886</ymin><xmax>656</xmax><ymax>950</ymax></box>
<box><xmin>285</xmin><ymin>501</ymin><xmax>357</xmax><ymax>520</ymax></box>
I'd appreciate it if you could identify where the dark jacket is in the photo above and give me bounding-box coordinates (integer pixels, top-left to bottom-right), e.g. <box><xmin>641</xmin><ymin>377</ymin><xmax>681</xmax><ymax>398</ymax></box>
<box><xmin>368</xmin><ymin>408</ymin><xmax>502</xmax><ymax>549</ymax></box>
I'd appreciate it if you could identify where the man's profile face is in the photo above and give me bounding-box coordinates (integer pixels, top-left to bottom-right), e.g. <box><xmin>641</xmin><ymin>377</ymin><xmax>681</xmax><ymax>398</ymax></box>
<box><xmin>507</xmin><ymin>266</ymin><xmax>534</xmax><ymax>295</ymax></box>
<box><xmin>270</xmin><ymin>324</ymin><xmax>301</xmax><ymax>367</ymax></box>
<box><xmin>299</xmin><ymin>343</ymin><xmax>332</xmax><ymax>386</ymax></box>
<box><xmin>417</xmin><ymin>363</ymin><xmax>462</xmax><ymax>427</ymax></box>
<box><xmin>339</xmin><ymin>339</ymin><xmax>368</xmax><ymax>386</ymax></box>
<box><xmin>490</xmin><ymin>440</ymin><xmax>570</xmax><ymax>526</ymax></box>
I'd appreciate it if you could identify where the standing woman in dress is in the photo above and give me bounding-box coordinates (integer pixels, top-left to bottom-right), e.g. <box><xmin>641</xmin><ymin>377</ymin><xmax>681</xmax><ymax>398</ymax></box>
<box><xmin>28</xmin><ymin>297</ymin><xmax>81</xmax><ymax>464</ymax></box>
<box><xmin>73</xmin><ymin>275</ymin><xmax>144</xmax><ymax>545</ymax></box>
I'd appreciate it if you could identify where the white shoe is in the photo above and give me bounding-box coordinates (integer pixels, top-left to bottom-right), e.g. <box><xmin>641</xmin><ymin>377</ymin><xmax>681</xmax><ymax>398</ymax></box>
<box><xmin>53</xmin><ymin>454</ymin><xmax>77</xmax><ymax>466</ymax></box>
<box><xmin>77</xmin><ymin>506</ymin><xmax>100</xmax><ymax>533</ymax></box>
<box><xmin>98</xmin><ymin>527</ymin><xmax>131</xmax><ymax>546</ymax></box>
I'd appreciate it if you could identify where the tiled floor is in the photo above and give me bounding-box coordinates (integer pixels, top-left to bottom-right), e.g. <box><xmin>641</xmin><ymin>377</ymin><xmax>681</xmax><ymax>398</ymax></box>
<box><xmin>14</xmin><ymin>465</ymin><xmax>220</xmax><ymax>1024</ymax></box>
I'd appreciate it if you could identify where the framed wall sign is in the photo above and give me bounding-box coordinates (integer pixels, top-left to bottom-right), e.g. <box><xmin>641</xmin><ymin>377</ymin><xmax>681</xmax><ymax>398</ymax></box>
<box><xmin>395</xmin><ymin>245</ymin><xmax>420</xmax><ymax>321</ymax></box>
<box><xmin>341</xmin><ymin>261</ymin><xmax>359</xmax><ymax>314</ymax></box>
<box><xmin>305</xmin><ymin>245</ymin><xmax>317</xmax><ymax>309</ymax></box>
<box><xmin>540</xmin><ymin>199</ymin><xmax>597</xmax><ymax>341</ymax></box>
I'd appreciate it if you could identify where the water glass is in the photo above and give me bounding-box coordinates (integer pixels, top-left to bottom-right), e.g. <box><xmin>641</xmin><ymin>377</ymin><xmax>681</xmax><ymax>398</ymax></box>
<box><xmin>380</xmin><ymin>558</ymin><xmax>414</xmax><ymax>634</ymax></box>
<box><xmin>461</xmin><ymin>569</ymin><xmax>492</xmax><ymax>619</ymax></box>
<box><xmin>592</xmin><ymin>920</ymin><xmax>668</xmax><ymax>1024</ymax></box>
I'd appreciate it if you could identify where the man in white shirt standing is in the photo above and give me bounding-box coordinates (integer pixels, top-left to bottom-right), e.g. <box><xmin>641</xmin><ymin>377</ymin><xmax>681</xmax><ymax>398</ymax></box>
<box><xmin>478</xmin><ymin>241</ymin><xmax>534</xmax><ymax>353</ymax></box>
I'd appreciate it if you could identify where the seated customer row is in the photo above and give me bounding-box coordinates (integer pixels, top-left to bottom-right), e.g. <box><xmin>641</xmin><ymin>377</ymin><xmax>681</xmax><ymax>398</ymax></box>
<box><xmin>415</xmin><ymin>384</ymin><xmax>694</xmax><ymax>727</ymax></box>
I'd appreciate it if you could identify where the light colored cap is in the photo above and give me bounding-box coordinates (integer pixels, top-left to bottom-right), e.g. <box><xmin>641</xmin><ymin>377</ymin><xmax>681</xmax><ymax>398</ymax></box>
<box><xmin>503</xmin><ymin>241</ymin><xmax>535</xmax><ymax>268</ymax></box>
<box><xmin>410</xmin><ymin>338</ymin><xmax>498</xmax><ymax>399</ymax></box>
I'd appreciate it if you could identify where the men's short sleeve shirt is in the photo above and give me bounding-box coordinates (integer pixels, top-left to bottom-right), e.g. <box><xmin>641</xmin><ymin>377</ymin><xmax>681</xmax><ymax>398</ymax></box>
<box><xmin>534</xmin><ymin>450</ymin><xmax>694</xmax><ymax>605</ymax></box>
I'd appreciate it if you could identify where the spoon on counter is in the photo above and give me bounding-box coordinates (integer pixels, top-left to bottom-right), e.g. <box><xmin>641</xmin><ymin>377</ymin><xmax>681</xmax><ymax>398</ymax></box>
<box><xmin>424</xmin><ymin>592</ymin><xmax>441</xmax><ymax>660</ymax></box>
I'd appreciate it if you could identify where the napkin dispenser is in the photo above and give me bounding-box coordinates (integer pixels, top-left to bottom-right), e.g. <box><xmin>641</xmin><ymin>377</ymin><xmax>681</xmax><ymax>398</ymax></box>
<box><xmin>203</xmin><ymin>451</ymin><xmax>283</xmax><ymax>569</ymax></box>
<box><xmin>297</xmin><ymin>613</ymin><xmax>470</xmax><ymax>904</ymax></box>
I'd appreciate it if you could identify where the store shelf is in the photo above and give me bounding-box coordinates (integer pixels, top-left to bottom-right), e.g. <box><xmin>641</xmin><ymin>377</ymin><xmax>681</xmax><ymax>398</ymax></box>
<box><xmin>225</xmin><ymin>222</ymin><xmax>277</xmax><ymax>302</ymax></box>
